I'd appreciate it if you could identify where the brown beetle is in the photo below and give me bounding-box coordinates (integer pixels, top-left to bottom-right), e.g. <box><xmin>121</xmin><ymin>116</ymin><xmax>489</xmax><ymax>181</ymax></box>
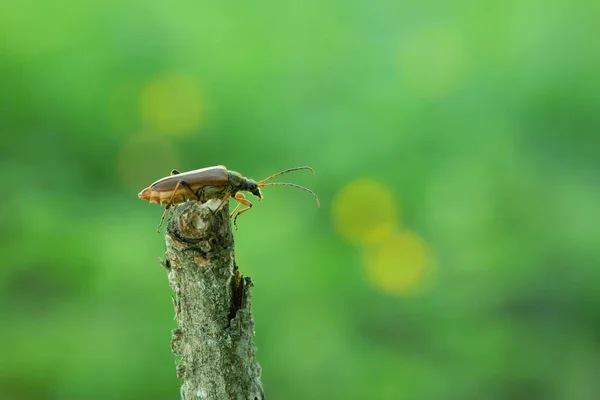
<box><xmin>138</xmin><ymin>166</ymin><xmax>319</xmax><ymax>231</ymax></box>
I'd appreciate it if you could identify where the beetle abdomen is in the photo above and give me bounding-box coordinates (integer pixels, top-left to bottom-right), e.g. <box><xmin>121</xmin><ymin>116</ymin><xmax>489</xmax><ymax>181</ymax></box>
<box><xmin>138</xmin><ymin>186</ymin><xmax>192</xmax><ymax>205</ymax></box>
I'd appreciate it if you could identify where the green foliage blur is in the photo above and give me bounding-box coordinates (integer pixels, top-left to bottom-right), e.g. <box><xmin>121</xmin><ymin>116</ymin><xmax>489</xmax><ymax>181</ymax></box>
<box><xmin>2</xmin><ymin>1</ymin><xmax>599</xmax><ymax>399</ymax></box>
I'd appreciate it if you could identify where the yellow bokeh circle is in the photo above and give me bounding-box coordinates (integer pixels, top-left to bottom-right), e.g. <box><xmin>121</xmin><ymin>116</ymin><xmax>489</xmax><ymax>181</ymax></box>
<box><xmin>331</xmin><ymin>179</ymin><xmax>397</xmax><ymax>245</ymax></box>
<box><xmin>140</xmin><ymin>73</ymin><xmax>205</xmax><ymax>136</ymax></box>
<box><xmin>363</xmin><ymin>231</ymin><xmax>435</xmax><ymax>295</ymax></box>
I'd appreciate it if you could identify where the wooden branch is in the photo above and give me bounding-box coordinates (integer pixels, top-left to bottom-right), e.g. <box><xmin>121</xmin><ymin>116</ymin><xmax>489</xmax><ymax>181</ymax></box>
<box><xmin>162</xmin><ymin>200</ymin><xmax>263</xmax><ymax>400</ymax></box>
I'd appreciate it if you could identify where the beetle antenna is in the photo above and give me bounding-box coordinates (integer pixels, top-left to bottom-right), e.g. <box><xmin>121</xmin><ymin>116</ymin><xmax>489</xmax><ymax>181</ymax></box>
<box><xmin>259</xmin><ymin>182</ymin><xmax>320</xmax><ymax>207</ymax></box>
<box><xmin>258</xmin><ymin>166</ymin><xmax>315</xmax><ymax>184</ymax></box>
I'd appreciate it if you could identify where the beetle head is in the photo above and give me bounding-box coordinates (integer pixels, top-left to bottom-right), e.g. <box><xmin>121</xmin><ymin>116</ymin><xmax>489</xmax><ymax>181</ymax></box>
<box><xmin>247</xmin><ymin>179</ymin><xmax>263</xmax><ymax>200</ymax></box>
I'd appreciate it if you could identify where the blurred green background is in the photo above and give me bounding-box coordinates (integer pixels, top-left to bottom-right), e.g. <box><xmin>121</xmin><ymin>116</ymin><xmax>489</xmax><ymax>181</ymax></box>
<box><xmin>1</xmin><ymin>0</ymin><xmax>599</xmax><ymax>399</ymax></box>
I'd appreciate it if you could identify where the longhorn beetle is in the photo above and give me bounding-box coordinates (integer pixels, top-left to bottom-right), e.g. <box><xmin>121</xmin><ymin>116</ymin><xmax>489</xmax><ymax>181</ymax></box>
<box><xmin>138</xmin><ymin>166</ymin><xmax>319</xmax><ymax>232</ymax></box>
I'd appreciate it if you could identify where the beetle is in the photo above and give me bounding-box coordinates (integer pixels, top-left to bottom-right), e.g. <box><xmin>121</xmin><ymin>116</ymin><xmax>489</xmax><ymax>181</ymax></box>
<box><xmin>138</xmin><ymin>165</ymin><xmax>319</xmax><ymax>232</ymax></box>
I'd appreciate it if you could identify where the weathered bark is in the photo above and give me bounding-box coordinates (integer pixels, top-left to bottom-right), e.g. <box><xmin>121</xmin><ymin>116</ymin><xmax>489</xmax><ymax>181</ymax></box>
<box><xmin>162</xmin><ymin>199</ymin><xmax>263</xmax><ymax>400</ymax></box>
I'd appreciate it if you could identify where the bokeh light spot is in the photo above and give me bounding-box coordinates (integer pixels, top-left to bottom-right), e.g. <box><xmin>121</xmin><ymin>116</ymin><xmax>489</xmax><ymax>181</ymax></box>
<box><xmin>140</xmin><ymin>73</ymin><xmax>205</xmax><ymax>136</ymax></box>
<box><xmin>398</xmin><ymin>26</ymin><xmax>468</xmax><ymax>99</ymax></box>
<box><xmin>116</xmin><ymin>134</ymin><xmax>179</xmax><ymax>193</ymax></box>
<box><xmin>363</xmin><ymin>231</ymin><xmax>435</xmax><ymax>295</ymax></box>
<box><xmin>332</xmin><ymin>179</ymin><xmax>397</xmax><ymax>245</ymax></box>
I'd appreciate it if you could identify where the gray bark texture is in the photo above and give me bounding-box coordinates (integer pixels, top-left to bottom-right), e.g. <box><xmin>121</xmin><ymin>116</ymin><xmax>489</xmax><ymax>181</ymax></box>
<box><xmin>162</xmin><ymin>199</ymin><xmax>264</xmax><ymax>400</ymax></box>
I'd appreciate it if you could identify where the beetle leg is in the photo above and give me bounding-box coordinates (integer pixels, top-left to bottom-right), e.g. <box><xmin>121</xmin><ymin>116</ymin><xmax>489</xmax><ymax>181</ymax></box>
<box><xmin>214</xmin><ymin>192</ymin><xmax>231</xmax><ymax>214</ymax></box>
<box><xmin>230</xmin><ymin>202</ymin><xmax>242</xmax><ymax>219</ymax></box>
<box><xmin>170</xmin><ymin>169</ymin><xmax>181</xmax><ymax>175</ymax></box>
<box><xmin>231</xmin><ymin>209</ymin><xmax>243</xmax><ymax>230</ymax></box>
<box><xmin>166</xmin><ymin>180</ymin><xmax>199</xmax><ymax>204</ymax></box>
<box><xmin>179</xmin><ymin>181</ymin><xmax>199</xmax><ymax>201</ymax></box>
<box><xmin>231</xmin><ymin>192</ymin><xmax>253</xmax><ymax>228</ymax></box>
<box><xmin>230</xmin><ymin>203</ymin><xmax>242</xmax><ymax>229</ymax></box>
<box><xmin>157</xmin><ymin>180</ymin><xmax>197</xmax><ymax>232</ymax></box>
<box><xmin>157</xmin><ymin>181</ymin><xmax>182</xmax><ymax>232</ymax></box>
<box><xmin>157</xmin><ymin>207</ymin><xmax>170</xmax><ymax>233</ymax></box>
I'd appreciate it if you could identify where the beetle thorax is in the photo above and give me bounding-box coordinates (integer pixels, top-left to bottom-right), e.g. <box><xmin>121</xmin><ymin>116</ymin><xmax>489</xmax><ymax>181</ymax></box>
<box><xmin>227</xmin><ymin>170</ymin><xmax>245</xmax><ymax>189</ymax></box>
<box><xmin>227</xmin><ymin>171</ymin><xmax>261</xmax><ymax>198</ymax></box>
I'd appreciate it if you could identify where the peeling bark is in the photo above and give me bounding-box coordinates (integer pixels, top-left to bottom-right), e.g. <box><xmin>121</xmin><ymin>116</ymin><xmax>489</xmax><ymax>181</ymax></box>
<box><xmin>163</xmin><ymin>200</ymin><xmax>263</xmax><ymax>400</ymax></box>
